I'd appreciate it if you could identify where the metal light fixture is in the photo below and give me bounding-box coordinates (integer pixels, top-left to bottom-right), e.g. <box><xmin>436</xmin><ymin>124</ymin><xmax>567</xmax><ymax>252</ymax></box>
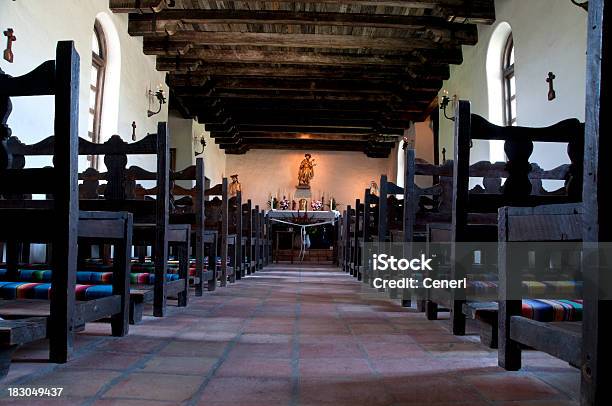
<box><xmin>147</xmin><ymin>88</ymin><xmax>167</xmax><ymax>117</ymax></box>
<box><xmin>194</xmin><ymin>132</ymin><xmax>206</xmax><ymax>156</ymax></box>
<box><xmin>570</xmin><ymin>0</ymin><xmax>588</xmax><ymax>11</ymax></box>
<box><xmin>440</xmin><ymin>90</ymin><xmax>455</xmax><ymax>122</ymax></box>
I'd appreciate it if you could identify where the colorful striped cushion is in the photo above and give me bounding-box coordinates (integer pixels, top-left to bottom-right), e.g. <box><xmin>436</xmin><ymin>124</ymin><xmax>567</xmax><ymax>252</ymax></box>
<box><xmin>0</xmin><ymin>281</ymin><xmax>113</xmax><ymax>301</ymax></box>
<box><xmin>0</xmin><ymin>269</ymin><xmax>178</xmax><ymax>285</ymax></box>
<box><xmin>465</xmin><ymin>280</ymin><xmax>581</xmax><ymax>297</ymax></box>
<box><xmin>130</xmin><ymin>273</ymin><xmax>179</xmax><ymax>284</ymax></box>
<box><xmin>521</xmin><ymin>299</ymin><xmax>583</xmax><ymax>322</ymax></box>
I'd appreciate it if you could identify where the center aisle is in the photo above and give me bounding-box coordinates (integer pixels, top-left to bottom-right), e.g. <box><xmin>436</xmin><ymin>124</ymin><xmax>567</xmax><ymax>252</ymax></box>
<box><xmin>1</xmin><ymin>265</ymin><xmax>578</xmax><ymax>405</ymax></box>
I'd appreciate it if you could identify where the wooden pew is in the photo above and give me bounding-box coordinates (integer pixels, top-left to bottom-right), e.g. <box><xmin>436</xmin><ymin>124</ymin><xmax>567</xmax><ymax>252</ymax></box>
<box><xmin>0</xmin><ymin>41</ymin><xmax>132</xmax><ymax>373</ymax></box>
<box><xmin>498</xmin><ymin>204</ymin><xmax>583</xmax><ymax>369</ymax></box>
<box><xmin>442</xmin><ymin>100</ymin><xmax>583</xmax><ymax>338</ymax></box>
<box><xmin>243</xmin><ymin>199</ymin><xmax>255</xmax><ymax>274</ymax></box>
<box><xmin>343</xmin><ymin>205</ymin><xmax>353</xmax><ymax>274</ymax></box>
<box><xmin>377</xmin><ymin>175</ymin><xmax>408</xmax><ymax>302</ymax></box>
<box><xmin>399</xmin><ymin>148</ymin><xmax>454</xmax><ymax>310</ymax></box>
<box><xmin>72</xmin><ymin>127</ymin><xmax>191</xmax><ymax>320</ymax></box>
<box><xmin>337</xmin><ymin>211</ymin><xmax>345</xmax><ymax>270</ymax></box>
<box><xmin>350</xmin><ymin>198</ymin><xmax>363</xmax><ymax>280</ymax></box>
<box><xmin>360</xmin><ymin>187</ymin><xmax>378</xmax><ymax>285</ymax></box>
<box><xmin>205</xmin><ymin>179</ymin><xmax>236</xmax><ymax>286</ymax></box>
<box><xmin>255</xmin><ymin>206</ymin><xmax>264</xmax><ymax>271</ymax></box>
<box><xmin>165</xmin><ymin>158</ymin><xmax>218</xmax><ymax>294</ymax></box>
<box><xmin>499</xmin><ymin>3</ymin><xmax>612</xmax><ymax>405</ymax></box>
<box><xmin>581</xmin><ymin>1</ymin><xmax>612</xmax><ymax>402</ymax></box>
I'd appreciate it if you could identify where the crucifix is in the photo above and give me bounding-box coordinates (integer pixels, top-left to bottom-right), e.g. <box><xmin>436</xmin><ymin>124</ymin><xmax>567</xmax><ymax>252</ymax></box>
<box><xmin>3</xmin><ymin>29</ymin><xmax>16</xmax><ymax>63</ymax></box>
<box><xmin>546</xmin><ymin>72</ymin><xmax>556</xmax><ymax>101</ymax></box>
<box><xmin>131</xmin><ymin>121</ymin><xmax>137</xmax><ymax>141</ymax></box>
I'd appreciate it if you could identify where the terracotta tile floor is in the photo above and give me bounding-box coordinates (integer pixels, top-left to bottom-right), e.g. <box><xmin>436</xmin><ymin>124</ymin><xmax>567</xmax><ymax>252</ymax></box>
<box><xmin>0</xmin><ymin>264</ymin><xmax>579</xmax><ymax>405</ymax></box>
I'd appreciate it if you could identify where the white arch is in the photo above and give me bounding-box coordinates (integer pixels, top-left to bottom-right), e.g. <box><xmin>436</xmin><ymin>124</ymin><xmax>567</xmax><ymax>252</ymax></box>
<box><xmin>396</xmin><ymin>139</ymin><xmax>406</xmax><ymax>189</ymax></box>
<box><xmin>94</xmin><ymin>12</ymin><xmax>121</xmax><ymax>143</ymax></box>
<box><xmin>486</xmin><ymin>21</ymin><xmax>512</xmax><ymax>162</ymax></box>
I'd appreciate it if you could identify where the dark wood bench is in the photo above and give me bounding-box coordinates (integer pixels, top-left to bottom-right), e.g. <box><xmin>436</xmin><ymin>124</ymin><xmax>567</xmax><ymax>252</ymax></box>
<box><xmin>498</xmin><ymin>203</ymin><xmax>583</xmax><ymax>367</ymax></box>
<box><xmin>426</xmin><ymin>100</ymin><xmax>584</xmax><ymax>339</ymax></box>
<box><xmin>139</xmin><ymin>158</ymin><xmax>219</xmax><ymax>295</ymax></box>
<box><xmin>73</xmin><ymin>126</ymin><xmax>191</xmax><ymax>320</ymax></box>
<box><xmin>0</xmin><ymin>41</ymin><xmax>133</xmax><ymax>375</ymax></box>
<box><xmin>205</xmin><ymin>179</ymin><xmax>236</xmax><ymax>287</ymax></box>
<box><xmin>360</xmin><ymin>186</ymin><xmax>378</xmax><ymax>285</ymax></box>
<box><xmin>500</xmin><ymin>4</ymin><xmax>611</xmax><ymax>403</ymax></box>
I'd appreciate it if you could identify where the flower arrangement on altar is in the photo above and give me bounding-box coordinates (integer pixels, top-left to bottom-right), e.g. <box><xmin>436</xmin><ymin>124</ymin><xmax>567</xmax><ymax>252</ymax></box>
<box><xmin>267</xmin><ymin>190</ymin><xmax>339</xmax><ymax>211</ymax></box>
<box><xmin>279</xmin><ymin>196</ymin><xmax>290</xmax><ymax>210</ymax></box>
<box><xmin>311</xmin><ymin>199</ymin><xmax>323</xmax><ymax>211</ymax></box>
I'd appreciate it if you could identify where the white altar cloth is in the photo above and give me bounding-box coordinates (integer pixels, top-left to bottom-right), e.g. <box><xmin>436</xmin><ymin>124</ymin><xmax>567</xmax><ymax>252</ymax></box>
<box><xmin>266</xmin><ymin>210</ymin><xmax>340</xmax><ymax>221</ymax></box>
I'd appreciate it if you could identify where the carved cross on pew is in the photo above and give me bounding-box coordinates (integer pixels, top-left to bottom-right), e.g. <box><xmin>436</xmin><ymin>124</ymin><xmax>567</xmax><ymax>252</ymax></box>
<box><xmin>3</xmin><ymin>29</ymin><xmax>16</xmax><ymax>63</ymax></box>
<box><xmin>546</xmin><ymin>72</ymin><xmax>556</xmax><ymax>101</ymax></box>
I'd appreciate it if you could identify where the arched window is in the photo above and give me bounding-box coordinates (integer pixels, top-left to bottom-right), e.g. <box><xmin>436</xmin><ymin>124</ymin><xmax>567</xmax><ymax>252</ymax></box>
<box><xmin>502</xmin><ymin>33</ymin><xmax>516</xmax><ymax>126</ymax></box>
<box><xmin>88</xmin><ymin>21</ymin><xmax>107</xmax><ymax>168</ymax></box>
<box><xmin>396</xmin><ymin>139</ymin><xmax>406</xmax><ymax>189</ymax></box>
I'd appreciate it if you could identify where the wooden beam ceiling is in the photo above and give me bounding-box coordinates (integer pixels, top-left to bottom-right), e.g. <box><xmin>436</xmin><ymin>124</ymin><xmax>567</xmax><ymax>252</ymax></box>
<box><xmin>111</xmin><ymin>0</ymin><xmax>494</xmax><ymax>156</ymax></box>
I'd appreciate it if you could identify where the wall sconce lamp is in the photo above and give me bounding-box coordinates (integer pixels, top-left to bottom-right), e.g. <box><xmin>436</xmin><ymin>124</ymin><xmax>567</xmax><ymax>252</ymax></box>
<box><xmin>147</xmin><ymin>88</ymin><xmax>167</xmax><ymax>117</ymax></box>
<box><xmin>194</xmin><ymin>133</ymin><xmax>206</xmax><ymax>156</ymax></box>
<box><xmin>570</xmin><ymin>0</ymin><xmax>588</xmax><ymax>11</ymax></box>
<box><xmin>440</xmin><ymin>90</ymin><xmax>456</xmax><ymax>122</ymax></box>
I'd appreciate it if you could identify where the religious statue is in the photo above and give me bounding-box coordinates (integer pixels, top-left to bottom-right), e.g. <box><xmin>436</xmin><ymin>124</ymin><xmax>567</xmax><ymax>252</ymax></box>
<box><xmin>297</xmin><ymin>153</ymin><xmax>316</xmax><ymax>189</ymax></box>
<box><xmin>370</xmin><ymin>180</ymin><xmax>379</xmax><ymax>196</ymax></box>
<box><xmin>229</xmin><ymin>174</ymin><xmax>241</xmax><ymax>197</ymax></box>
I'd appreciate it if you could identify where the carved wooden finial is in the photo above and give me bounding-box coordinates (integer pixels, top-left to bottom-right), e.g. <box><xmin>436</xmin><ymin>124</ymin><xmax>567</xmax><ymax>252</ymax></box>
<box><xmin>3</xmin><ymin>28</ymin><xmax>16</xmax><ymax>63</ymax></box>
<box><xmin>546</xmin><ymin>72</ymin><xmax>557</xmax><ymax>101</ymax></box>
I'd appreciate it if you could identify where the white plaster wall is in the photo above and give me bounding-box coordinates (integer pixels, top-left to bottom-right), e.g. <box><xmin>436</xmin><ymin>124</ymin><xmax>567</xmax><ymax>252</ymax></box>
<box><xmin>437</xmin><ymin>0</ymin><xmax>588</xmax><ymax>169</ymax></box>
<box><xmin>168</xmin><ymin>111</ymin><xmax>227</xmax><ymax>187</ymax></box>
<box><xmin>226</xmin><ymin>150</ymin><xmax>389</xmax><ymax>209</ymax></box>
<box><xmin>0</xmin><ymin>0</ymin><xmax>168</xmax><ymax>171</ymax></box>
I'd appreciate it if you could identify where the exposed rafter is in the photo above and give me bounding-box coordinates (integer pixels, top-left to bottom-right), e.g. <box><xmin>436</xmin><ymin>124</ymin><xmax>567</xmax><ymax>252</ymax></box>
<box><xmin>110</xmin><ymin>0</ymin><xmax>494</xmax><ymax>156</ymax></box>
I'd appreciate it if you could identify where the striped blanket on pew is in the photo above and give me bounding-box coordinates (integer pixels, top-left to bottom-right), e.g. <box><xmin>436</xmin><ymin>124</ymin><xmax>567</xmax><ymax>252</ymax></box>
<box><xmin>521</xmin><ymin>299</ymin><xmax>583</xmax><ymax>322</ymax></box>
<box><xmin>0</xmin><ymin>281</ymin><xmax>113</xmax><ymax>301</ymax></box>
<box><xmin>466</xmin><ymin>280</ymin><xmax>582</xmax><ymax>297</ymax></box>
<box><xmin>0</xmin><ymin>268</ymin><xmax>180</xmax><ymax>286</ymax></box>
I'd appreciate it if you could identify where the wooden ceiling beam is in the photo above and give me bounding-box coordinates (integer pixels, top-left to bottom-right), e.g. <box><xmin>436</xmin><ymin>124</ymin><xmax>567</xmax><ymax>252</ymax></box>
<box><xmin>155</xmin><ymin>51</ymin><xmax>457</xmax><ymax>74</ymax></box>
<box><xmin>142</xmin><ymin>32</ymin><xmax>460</xmax><ymax>54</ymax></box>
<box><xmin>111</xmin><ymin>0</ymin><xmax>495</xmax><ymax>24</ymax></box>
<box><xmin>206</xmin><ymin>115</ymin><xmax>411</xmax><ymax>128</ymax></box>
<box><xmin>109</xmin><ymin>0</ymin><xmax>168</xmax><ymax>13</ymax></box>
<box><xmin>189</xmin><ymin>98</ymin><xmax>428</xmax><ymax>113</ymax></box>
<box><xmin>220</xmin><ymin>139</ymin><xmax>393</xmax><ymax>157</ymax></box>
<box><xmin>165</xmin><ymin>65</ymin><xmax>450</xmax><ymax>82</ymax></box>
<box><xmin>206</xmin><ymin>124</ymin><xmax>403</xmax><ymax>135</ymax></box>
<box><xmin>181</xmin><ymin>90</ymin><xmax>434</xmax><ymax>103</ymax></box>
<box><xmin>184</xmin><ymin>89</ymin><xmax>437</xmax><ymax>106</ymax></box>
<box><xmin>128</xmin><ymin>10</ymin><xmax>477</xmax><ymax>44</ymax></box>
<box><xmin>171</xmin><ymin>79</ymin><xmax>440</xmax><ymax>97</ymax></box>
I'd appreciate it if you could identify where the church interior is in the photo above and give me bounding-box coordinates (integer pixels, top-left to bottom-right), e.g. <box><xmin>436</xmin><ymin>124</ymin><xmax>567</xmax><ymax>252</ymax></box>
<box><xmin>0</xmin><ymin>0</ymin><xmax>609</xmax><ymax>405</ymax></box>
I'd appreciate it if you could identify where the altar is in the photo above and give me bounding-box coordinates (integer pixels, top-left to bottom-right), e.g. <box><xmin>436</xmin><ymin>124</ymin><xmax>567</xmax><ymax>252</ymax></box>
<box><xmin>266</xmin><ymin>210</ymin><xmax>340</xmax><ymax>264</ymax></box>
<box><xmin>267</xmin><ymin>210</ymin><xmax>340</xmax><ymax>222</ymax></box>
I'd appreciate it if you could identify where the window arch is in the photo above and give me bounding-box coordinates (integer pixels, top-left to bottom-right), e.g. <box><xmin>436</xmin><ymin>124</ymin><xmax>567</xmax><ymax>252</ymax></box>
<box><xmin>88</xmin><ymin>20</ymin><xmax>107</xmax><ymax>168</ymax></box>
<box><xmin>502</xmin><ymin>33</ymin><xmax>516</xmax><ymax>126</ymax></box>
<box><xmin>396</xmin><ymin>139</ymin><xmax>406</xmax><ymax>189</ymax></box>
